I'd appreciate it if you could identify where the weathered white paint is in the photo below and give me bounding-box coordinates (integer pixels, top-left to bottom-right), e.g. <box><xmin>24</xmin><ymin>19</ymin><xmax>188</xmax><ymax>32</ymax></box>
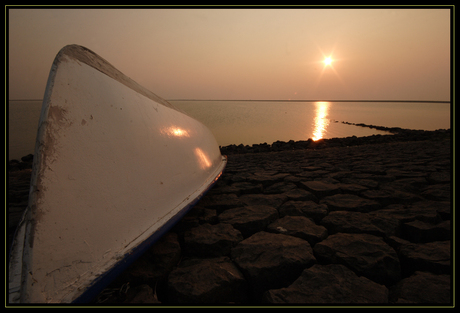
<box><xmin>9</xmin><ymin>45</ymin><xmax>226</xmax><ymax>303</ymax></box>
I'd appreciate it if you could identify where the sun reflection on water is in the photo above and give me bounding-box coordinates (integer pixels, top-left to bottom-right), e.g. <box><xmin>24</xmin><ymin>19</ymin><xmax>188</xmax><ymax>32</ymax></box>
<box><xmin>312</xmin><ymin>102</ymin><xmax>330</xmax><ymax>141</ymax></box>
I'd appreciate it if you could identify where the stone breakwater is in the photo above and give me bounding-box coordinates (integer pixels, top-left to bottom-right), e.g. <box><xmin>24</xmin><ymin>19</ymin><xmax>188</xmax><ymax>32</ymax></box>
<box><xmin>8</xmin><ymin>132</ymin><xmax>452</xmax><ymax>305</ymax></box>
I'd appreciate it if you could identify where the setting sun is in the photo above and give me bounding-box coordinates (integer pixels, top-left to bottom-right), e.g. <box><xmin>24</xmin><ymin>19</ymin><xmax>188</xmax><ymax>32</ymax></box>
<box><xmin>323</xmin><ymin>57</ymin><xmax>333</xmax><ymax>66</ymax></box>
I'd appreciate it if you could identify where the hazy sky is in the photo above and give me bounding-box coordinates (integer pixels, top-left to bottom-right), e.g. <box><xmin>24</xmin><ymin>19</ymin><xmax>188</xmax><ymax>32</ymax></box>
<box><xmin>8</xmin><ymin>7</ymin><xmax>451</xmax><ymax>101</ymax></box>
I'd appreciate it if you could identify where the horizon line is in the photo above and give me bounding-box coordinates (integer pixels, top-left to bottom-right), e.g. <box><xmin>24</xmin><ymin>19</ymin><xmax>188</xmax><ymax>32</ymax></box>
<box><xmin>167</xmin><ymin>99</ymin><xmax>451</xmax><ymax>103</ymax></box>
<box><xmin>9</xmin><ymin>99</ymin><xmax>451</xmax><ymax>104</ymax></box>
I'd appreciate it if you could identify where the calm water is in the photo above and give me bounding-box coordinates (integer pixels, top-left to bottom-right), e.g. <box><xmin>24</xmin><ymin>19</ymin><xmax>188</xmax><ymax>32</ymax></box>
<box><xmin>172</xmin><ymin>100</ymin><xmax>450</xmax><ymax>146</ymax></box>
<box><xmin>8</xmin><ymin>100</ymin><xmax>450</xmax><ymax>160</ymax></box>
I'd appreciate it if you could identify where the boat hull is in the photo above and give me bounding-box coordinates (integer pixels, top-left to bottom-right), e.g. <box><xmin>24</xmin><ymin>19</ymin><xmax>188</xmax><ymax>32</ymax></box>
<box><xmin>8</xmin><ymin>45</ymin><xmax>226</xmax><ymax>303</ymax></box>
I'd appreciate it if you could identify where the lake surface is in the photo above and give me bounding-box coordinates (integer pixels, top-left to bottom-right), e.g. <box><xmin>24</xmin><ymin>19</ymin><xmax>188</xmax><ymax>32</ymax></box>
<box><xmin>172</xmin><ymin>100</ymin><xmax>450</xmax><ymax>146</ymax></box>
<box><xmin>8</xmin><ymin>100</ymin><xmax>451</xmax><ymax>160</ymax></box>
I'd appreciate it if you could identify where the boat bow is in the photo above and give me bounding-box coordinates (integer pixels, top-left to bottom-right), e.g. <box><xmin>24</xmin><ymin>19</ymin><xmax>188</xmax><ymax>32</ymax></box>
<box><xmin>9</xmin><ymin>45</ymin><xmax>227</xmax><ymax>303</ymax></box>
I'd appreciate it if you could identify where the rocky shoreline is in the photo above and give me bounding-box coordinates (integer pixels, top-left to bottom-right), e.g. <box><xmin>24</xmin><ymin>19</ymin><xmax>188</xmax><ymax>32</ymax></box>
<box><xmin>220</xmin><ymin>124</ymin><xmax>450</xmax><ymax>155</ymax></box>
<box><xmin>7</xmin><ymin>128</ymin><xmax>452</xmax><ymax>305</ymax></box>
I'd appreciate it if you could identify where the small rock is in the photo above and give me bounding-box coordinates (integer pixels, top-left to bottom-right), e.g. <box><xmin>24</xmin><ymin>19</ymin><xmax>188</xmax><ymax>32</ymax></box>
<box><xmin>125</xmin><ymin>284</ymin><xmax>160</xmax><ymax>303</ymax></box>
<box><xmin>300</xmin><ymin>181</ymin><xmax>341</xmax><ymax>198</ymax></box>
<box><xmin>278</xmin><ymin>200</ymin><xmax>328</xmax><ymax>223</ymax></box>
<box><xmin>264</xmin><ymin>264</ymin><xmax>389</xmax><ymax>304</ymax></box>
<box><xmin>148</xmin><ymin>232</ymin><xmax>182</xmax><ymax>276</ymax></box>
<box><xmin>199</xmin><ymin>193</ymin><xmax>244</xmax><ymax>213</ymax></box>
<box><xmin>351</xmin><ymin>172</ymin><xmax>395</xmax><ymax>183</ymax></box>
<box><xmin>386</xmin><ymin>168</ymin><xmax>427</xmax><ymax>179</ymax></box>
<box><xmin>433</xmin><ymin>201</ymin><xmax>452</xmax><ymax>220</ymax></box>
<box><xmin>167</xmin><ymin>257</ymin><xmax>248</xmax><ymax>303</ymax></box>
<box><xmin>427</xmin><ymin>171</ymin><xmax>450</xmax><ymax>184</ymax></box>
<box><xmin>229</xmin><ymin>171</ymin><xmax>251</xmax><ymax>183</ymax></box>
<box><xmin>338</xmin><ymin>183</ymin><xmax>369</xmax><ymax>194</ymax></box>
<box><xmin>361</xmin><ymin>188</ymin><xmax>422</xmax><ymax>206</ymax></box>
<box><xmin>313</xmin><ymin>233</ymin><xmax>401</xmax><ymax>285</ymax></box>
<box><xmin>231</xmin><ymin>231</ymin><xmax>316</xmax><ymax>300</ymax></box>
<box><xmin>267</xmin><ymin>215</ymin><xmax>327</xmax><ymax>246</ymax></box>
<box><xmin>263</xmin><ymin>182</ymin><xmax>296</xmax><ymax>194</ymax></box>
<box><xmin>20</xmin><ymin>153</ymin><xmax>34</xmax><ymax>163</ymax></box>
<box><xmin>352</xmin><ymin>164</ymin><xmax>386</xmax><ymax>175</ymax></box>
<box><xmin>421</xmin><ymin>184</ymin><xmax>451</xmax><ymax>201</ymax></box>
<box><xmin>248</xmin><ymin>172</ymin><xmax>290</xmax><ymax>187</ymax></box>
<box><xmin>341</xmin><ymin>178</ymin><xmax>379</xmax><ymax>189</ymax></box>
<box><xmin>230</xmin><ymin>182</ymin><xmax>264</xmax><ymax>195</ymax></box>
<box><xmin>387</xmin><ymin>177</ymin><xmax>428</xmax><ymax>194</ymax></box>
<box><xmin>374</xmin><ymin>201</ymin><xmax>443</xmax><ymax>225</ymax></box>
<box><xmin>320</xmin><ymin>194</ymin><xmax>381</xmax><ymax>212</ymax></box>
<box><xmin>184</xmin><ymin>205</ymin><xmax>218</xmax><ymax>225</ymax></box>
<box><xmin>389</xmin><ymin>271</ymin><xmax>451</xmax><ymax>304</ymax></box>
<box><xmin>282</xmin><ymin>188</ymin><xmax>318</xmax><ymax>202</ymax></box>
<box><xmin>218</xmin><ymin>205</ymin><xmax>279</xmax><ymax>238</ymax></box>
<box><xmin>184</xmin><ymin>223</ymin><xmax>243</xmax><ymax>257</ymax></box>
<box><xmin>402</xmin><ymin>220</ymin><xmax>450</xmax><ymax>243</ymax></box>
<box><xmin>120</xmin><ymin>232</ymin><xmax>181</xmax><ymax>285</ymax></box>
<box><xmin>321</xmin><ymin>211</ymin><xmax>398</xmax><ymax>237</ymax></box>
<box><xmin>384</xmin><ymin>235</ymin><xmax>412</xmax><ymax>251</ymax></box>
<box><xmin>398</xmin><ymin>240</ymin><xmax>451</xmax><ymax>275</ymax></box>
<box><xmin>239</xmin><ymin>193</ymin><xmax>288</xmax><ymax>209</ymax></box>
<box><xmin>301</xmin><ymin>166</ymin><xmax>323</xmax><ymax>171</ymax></box>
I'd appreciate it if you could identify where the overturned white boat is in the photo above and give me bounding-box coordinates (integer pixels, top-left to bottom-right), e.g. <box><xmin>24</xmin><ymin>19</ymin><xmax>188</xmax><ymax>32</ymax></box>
<box><xmin>9</xmin><ymin>45</ymin><xmax>227</xmax><ymax>303</ymax></box>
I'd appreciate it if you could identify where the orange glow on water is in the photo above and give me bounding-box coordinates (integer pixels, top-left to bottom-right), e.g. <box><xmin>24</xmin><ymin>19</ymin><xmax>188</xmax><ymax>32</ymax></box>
<box><xmin>312</xmin><ymin>102</ymin><xmax>330</xmax><ymax>141</ymax></box>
